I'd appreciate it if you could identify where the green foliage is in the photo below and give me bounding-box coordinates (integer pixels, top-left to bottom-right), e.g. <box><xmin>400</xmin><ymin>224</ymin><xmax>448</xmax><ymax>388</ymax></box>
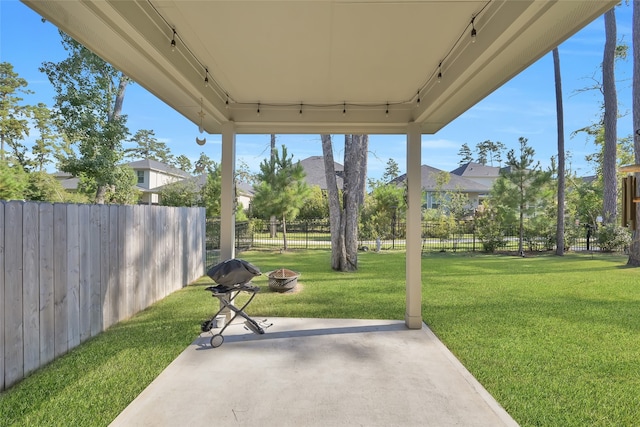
<box><xmin>125</xmin><ymin>129</ymin><xmax>174</xmax><ymax>164</ymax></box>
<box><xmin>0</xmin><ymin>62</ymin><xmax>33</xmax><ymax>165</ymax></box>
<box><xmin>40</xmin><ymin>32</ymin><xmax>132</xmax><ymax>203</ymax></box>
<box><xmin>159</xmin><ymin>178</ymin><xmax>200</xmax><ymax>207</ymax></box>
<box><xmin>252</xmin><ymin>145</ymin><xmax>310</xmax><ymax>222</ymax></box>
<box><xmin>360</xmin><ymin>180</ymin><xmax>405</xmax><ymax>239</ymax></box>
<box><xmin>200</xmin><ymin>163</ymin><xmax>221</xmax><ymax>217</ymax></box>
<box><xmin>595</xmin><ymin>223</ymin><xmax>632</xmax><ymax>252</ymax></box>
<box><xmin>297</xmin><ymin>185</ymin><xmax>329</xmax><ymax>220</ymax></box>
<box><xmin>474</xmin><ymin>204</ymin><xmax>508</xmax><ymax>252</ymax></box>
<box><xmin>25</xmin><ymin>170</ymin><xmax>67</xmax><ymax>202</ymax></box>
<box><xmin>0</xmin><ymin>160</ymin><xmax>28</xmax><ymax>200</ymax></box>
<box><xmin>174</xmin><ymin>155</ymin><xmax>192</xmax><ymax>173</ymax></box>
<box><xmin>490</xmin><ymin>137</ymin><xmax>551</xmax><ymax>253</ymax></box>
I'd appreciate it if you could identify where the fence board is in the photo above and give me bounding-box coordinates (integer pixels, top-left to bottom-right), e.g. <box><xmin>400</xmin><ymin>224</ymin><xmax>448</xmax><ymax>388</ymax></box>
<box><xmin>39</xmin><ymin>203</ymin><xmax>55</xmax><ymax>366</ymax></box>
<box><xmin>0</xmin><ymin>202</ymin><xmax>5</xmax><ymax>390</ymax></box>
<box><xmin>141</xmin><ymin>206</ymin><xmax>150</xmax><ymax>308</ymax></box>
<box><xmin>134</xmin><ymin>206</ymin><xmax>144</xmax><ymax>312</ymax></box>
<box><xmin>100</xmin><ymin>205</ymin><xmax>110</xmax><ymax>330</ymax></box>
<box><xmin>53</xmin><ymin>204</ymin><xmax>68</xmax><ymax>358</ymax></box>
<box><xmin>123</xmin><ymin>206</ymin><xmax>133</xmax><ymax>319</ymax></box>
<box><xmin>22</xmin><ymin>202</ymin><xmax>40</xmax><ymax>377</ymax></box>
<box><xmin>78</xmin><ymin>205</ymin><xmax>91</xmax><ymax>343</ymax></box>
<box><xmin>118</xmin><ymin>207</ymin><xmax>128</xmax><ymax>320</ymax></box>
<box><xmin>89</xmin><ymin>205</ymin><xmax>102</xmax><ymax>336</ymax></box>
<box><xmin>107</xmin><ymin>205</ymin><xmax>119</xmax><ymax>327</ymax></box>
<box><xmin>4</xmin><ymin>201</ymin><xmax>24</xmax><ymax>388</ymax></box>
<box><xmin>67</xmin><ymin>204</ymin><xmax>80</xmax><ymax>349</ymax></box>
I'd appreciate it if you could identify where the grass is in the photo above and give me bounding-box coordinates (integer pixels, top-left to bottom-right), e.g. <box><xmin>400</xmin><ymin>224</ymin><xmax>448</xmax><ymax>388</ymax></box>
<box><xmin>1</xmin><ymin>250</ymin><xmax>639</xmax><ymax>426</ymax></box>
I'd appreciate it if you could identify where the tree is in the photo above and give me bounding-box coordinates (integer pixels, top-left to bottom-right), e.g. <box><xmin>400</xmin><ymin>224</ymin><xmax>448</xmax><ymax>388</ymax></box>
<box><xmin>553</xmin><ymin>47</ymin><xmax>566</xmax><ymax>255</ymax></box>
<box><xmin>193</xmin><ymin>152</ymin><xmax>214</xmax><ymax>174</ymax></box>
<box><xmin>477</xmin><ymin>140</ymin><xmax>505</xmax><ymax>166</ymax></box>
<box><xmin>175</xmin><ymin>154</ymin><xmax>192</xmax><ymax>173</ymax></box>
<box><xmin>30</xmin><ymin>103</ymin><xmax>59</xmax><ymax>171</ymax></box>
<box><xmin>322</xmin><ymin>134</ymin><xmax>347</xmax><ymax>269</ymax></box>
<box><xmin>125</xmin><ymin>129</ymin><xmax>174</xmax><ymax>164</ymax></box>
<box><xmin>252</xmin><ymin>145</ymin><xmax>310</xmax><ymax>251</ymax></box>
<box><xmin>491</xmin><ymin>137</ymin><xmax>551</xmax><ymax>255</ymax></box>
<box><xmin>382</xmin><ymin>158</ymin><xmax>401</xmax><ymax>182</ymax></box>
<box><xmin>159</xmin><ymin>179</ymin><xmax>200</xmax><ymax>208</ymax></box>
<box><xmin>41</xmin><ymin>32</ymin><xmax>132</xmax><ymax>204</ymax></box>
<box><xmin>0</xmin><ymin>160</ymin><xmax>28</xmax><ymax>200</ymax></box>
<box><xmin>602</xmin><ymin>7</ymin><xmax>618</xmax><ymax>224</ymax></box>
<box><xmin>201</xmin><ymin>162</ymin><xmax>222</xmax><ymax>218</ymax></box>
<box><xmin>628</xmin><ymin>0</ymin><xmax>640</xmax><ymax>266</ymax></box>
<box><xmin>320</xmin><ymin>134</ymin><xmax>367</xmax><ymax>270</ymax></box>
<box><xmin>297</xmin><ymin>185</ymin><xmax>329</xmax><ymax>220</ymax></box>
<box><xmin>457</xmin><ymin>143</ymin><xmax>473</xmax><ymax>165</ymax></box>
<box><xmin>0</xmin><ymin>62</ymin><xmax>32</xmax><ymax>165</ymax></box>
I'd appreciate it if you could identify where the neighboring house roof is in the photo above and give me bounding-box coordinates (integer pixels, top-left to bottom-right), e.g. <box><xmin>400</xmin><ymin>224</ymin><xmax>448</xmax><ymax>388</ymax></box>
<box><xmin>450</xmin><ymin>161</ymin><xmax>501</xmax><ymax>179</ymax></box>
<box><xmin>127</xmin><ymin>159</ymin><xmax>191</xmax><ymax>179</ymax></box>
<box><xmin>392</xmin><ymin>165</ymin><xmax>490</xmax><ymax>193</ymax></box>
<box><xmin>153</xmin><ymin>173</ymin><xmax>255</xmax><ymax>197</ymax></box>
<box><xmin>298</xmin><ymin>156</ymin><xmax>344</xmax><ymax>190</ymax></box>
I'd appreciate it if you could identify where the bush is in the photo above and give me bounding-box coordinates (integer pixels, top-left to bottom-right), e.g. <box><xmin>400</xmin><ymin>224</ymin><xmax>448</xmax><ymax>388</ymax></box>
<box><xmin>596</xmin><ymin>223</ymin><xmax>632</xmax><ymax>252</ymax></box>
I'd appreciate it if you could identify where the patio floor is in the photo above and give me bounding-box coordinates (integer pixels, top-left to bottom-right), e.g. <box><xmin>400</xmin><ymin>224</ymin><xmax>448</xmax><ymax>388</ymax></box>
<box><xmin>109</xmin><ymin>318</ymin><xmax>519</xmax><ymax>427</ymax></box>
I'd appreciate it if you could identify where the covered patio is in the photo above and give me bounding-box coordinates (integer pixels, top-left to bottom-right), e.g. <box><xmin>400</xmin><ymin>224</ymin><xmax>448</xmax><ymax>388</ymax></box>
<box><xmin>23</xmin><ymin>0</ymin><xmax>616</xmax><ymax>329</ymax></box>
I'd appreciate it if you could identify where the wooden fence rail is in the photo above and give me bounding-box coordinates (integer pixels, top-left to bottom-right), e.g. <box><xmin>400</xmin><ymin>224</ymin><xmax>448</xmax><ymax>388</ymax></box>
<box><xmin>1</xmin><ymin>201</ymin><xmax>206</xmax><ymax>391</ymax></box>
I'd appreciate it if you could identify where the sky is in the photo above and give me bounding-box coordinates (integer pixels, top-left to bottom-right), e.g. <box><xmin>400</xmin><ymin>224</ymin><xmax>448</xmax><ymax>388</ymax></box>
<box><xmin>0</xmin><ymin>1</ymin><xmax>635</xmax><ymax>182</ymax></box>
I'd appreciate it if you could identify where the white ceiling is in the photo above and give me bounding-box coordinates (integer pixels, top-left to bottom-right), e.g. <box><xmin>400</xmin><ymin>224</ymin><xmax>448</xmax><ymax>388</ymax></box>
<box><xmin>22</xmin><ymin>0</ymin><xmax>617</xmax><ymax>135</ymax></box>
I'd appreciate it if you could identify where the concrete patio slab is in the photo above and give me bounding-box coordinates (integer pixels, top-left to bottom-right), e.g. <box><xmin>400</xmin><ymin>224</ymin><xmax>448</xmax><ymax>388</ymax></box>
<box><xmin>109</xmin><ymin>318</ymin><xmax>519</xmax><ymax>427</ymax></box>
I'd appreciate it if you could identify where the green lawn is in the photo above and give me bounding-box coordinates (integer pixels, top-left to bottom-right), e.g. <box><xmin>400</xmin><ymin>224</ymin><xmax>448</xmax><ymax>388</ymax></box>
<box><xmin>1</xmin><ymin>250</ymin><xmax>638</xmax><ymax>426</ymax></box>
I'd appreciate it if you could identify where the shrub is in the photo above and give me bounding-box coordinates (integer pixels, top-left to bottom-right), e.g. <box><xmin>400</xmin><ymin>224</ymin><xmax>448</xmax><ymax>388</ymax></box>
<box><xmin>596</xmin><ymin>223</ymin><xmax>632</xmax><ymax>252</ymax></box>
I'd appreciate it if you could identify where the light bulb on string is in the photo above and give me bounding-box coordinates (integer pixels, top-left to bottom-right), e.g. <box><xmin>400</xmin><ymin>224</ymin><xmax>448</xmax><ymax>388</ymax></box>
<box><xmin>470</xmin><ymin>17</ymin><xmax>477</xmax><ymax>42</ymax></box>
<box><xmin>170</xmin><ymin>29</ymin><xmax>176</xmax><ymax>51</ymax></box>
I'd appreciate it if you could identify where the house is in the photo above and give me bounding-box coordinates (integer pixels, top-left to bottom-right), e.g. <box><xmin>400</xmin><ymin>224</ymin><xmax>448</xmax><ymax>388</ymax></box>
<box><xmin>129</xmin><ymin>159</ymin><xmax>192</xmax><ymax>204</ymax></box>
<box><xmin>392</xmin><ymin>164</ymin><xmax>490</xmax><ymax>211</ymax></box>
<box><xmin>298</xmin><ymin>156</ymin><xmax>343</xmax><ymax>191</ymax></box>
<box><xmin>449</xmin><ymin>161</ymin><xmax>502</xmax><ymax>188</ymax></box>
<box><xmin>52</xmin><ymin>159</ymin><xmax>192</xmax><ymax>205</ymax></box>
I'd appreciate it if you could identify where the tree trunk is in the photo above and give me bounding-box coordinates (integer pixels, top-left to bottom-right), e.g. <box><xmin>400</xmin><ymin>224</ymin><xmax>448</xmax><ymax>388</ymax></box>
<box><xmin>321</xmin><ymin>135</ymin><xmax>346</xmax><ymax>270</ymax></box>
<box><xmin>342</xmin><ymin>135</ymin><xmax>364</xmax><ymax>271</ymax></box>
<box><xmin>270</xmin><ymin>134</ymin><xmax>277</xmax><ymax>238</ymax></box>
<box><xmin>628</xmin><ymin>0</ymin><xmax>640</xmax><ymax>266</ymax></box>
<box><xmin>282</xmin><ymin>214</ymin><xmax>288</xmax><ymax>251</ymax></box>
<box><xmin>553</xmin><ymin>47</ymin><xmax>566</xmax><ymax>256</ymax></box>
<box><xmin>95</xmin><ymin>75</ymin><xmax>128</xmax><ymax>204</ymax></box>
<box><xmin>602</xmin><ymin>8</ymin><xmax>618</xmax><ymax>224</ymax></box>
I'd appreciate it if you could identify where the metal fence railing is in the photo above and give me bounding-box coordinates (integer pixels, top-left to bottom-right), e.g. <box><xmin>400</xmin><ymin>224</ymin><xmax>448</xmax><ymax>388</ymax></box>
<box><xmin>205</xmin><ymin>218</ymin><xmax>613</xmax><ymax>257</ymax></box>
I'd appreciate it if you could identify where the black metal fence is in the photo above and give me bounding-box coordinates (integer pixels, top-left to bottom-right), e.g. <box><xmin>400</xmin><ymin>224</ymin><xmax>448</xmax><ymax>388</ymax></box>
<box><xmin>206</xmin><ymin>218</ymin><xmax>608</xmax><ymax>259</ymax></box>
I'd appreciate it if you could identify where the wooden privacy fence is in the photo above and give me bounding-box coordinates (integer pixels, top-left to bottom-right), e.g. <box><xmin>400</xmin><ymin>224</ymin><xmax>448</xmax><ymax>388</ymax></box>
<box><xmin>0</xmin><ymin>201</ymin><xmax>206</xmax><ymax>391</ymax></box>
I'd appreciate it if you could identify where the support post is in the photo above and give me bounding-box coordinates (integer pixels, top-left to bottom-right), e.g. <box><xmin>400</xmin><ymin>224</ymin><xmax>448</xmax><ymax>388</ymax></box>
<box><xmin>405</xmin><ymin>122</ymin><xmax>423</xmax><ymax>329</ymax></box>
<box><xmin>220</xmin><ymin>122</ymin><xmax>236</xmax><ymax>261</ymax></box>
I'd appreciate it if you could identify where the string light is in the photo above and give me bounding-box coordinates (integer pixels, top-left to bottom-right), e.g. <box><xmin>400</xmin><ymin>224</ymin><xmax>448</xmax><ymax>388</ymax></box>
<box><xmin>385</xmin><ymin>103</ymin><xmax>389</xmax><ymax>117</ymax></box>
<box><xmin>149</xmin><ymin>0</ymin><xmax>491</xmax><ymax>117</ymax></box>
<box><xmin>470</xmin><ymin>17</ymin><xmax>477</xmax><ymax>42</ymax></box>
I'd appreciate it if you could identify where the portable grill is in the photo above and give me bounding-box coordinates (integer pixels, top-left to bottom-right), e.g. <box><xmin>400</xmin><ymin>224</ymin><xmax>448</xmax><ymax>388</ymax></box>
<box><xmin>200</xmin><ymin>258</ymin><xmax>271</xmax><ymax>348</ymax></box>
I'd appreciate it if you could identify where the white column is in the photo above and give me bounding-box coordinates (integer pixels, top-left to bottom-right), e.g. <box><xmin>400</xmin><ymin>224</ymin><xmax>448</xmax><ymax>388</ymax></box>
<box><xmin>220</xmin><ymin>121</ymin><xmax>236</xmax><ymax>261</ymax></box>
<box><xmin>405</xmin><ymin>122</ymin><xmax>423</xmax><ymax>329</ymax></box>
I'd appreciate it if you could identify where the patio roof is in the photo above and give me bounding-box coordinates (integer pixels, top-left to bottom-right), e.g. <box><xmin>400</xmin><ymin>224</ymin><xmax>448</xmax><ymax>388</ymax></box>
<box><xmin>22</xmin><ymin>0</ymin><xmax>616</xmax><ymax>136</ymax></box>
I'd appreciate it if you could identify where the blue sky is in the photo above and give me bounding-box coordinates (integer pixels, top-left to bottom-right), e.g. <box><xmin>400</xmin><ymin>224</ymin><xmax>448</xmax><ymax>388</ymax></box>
<box><xmin>0</xmin><ymin>1</ymin><xmax>634</xmax><ymax>181</ymax></box>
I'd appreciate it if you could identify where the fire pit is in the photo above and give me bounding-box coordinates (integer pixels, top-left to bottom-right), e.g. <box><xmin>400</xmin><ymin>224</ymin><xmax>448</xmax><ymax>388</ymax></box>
<box><xmin>268</xmin><ymin>268</ymin><xmax>300</xmax><ymax>292</ymax></box>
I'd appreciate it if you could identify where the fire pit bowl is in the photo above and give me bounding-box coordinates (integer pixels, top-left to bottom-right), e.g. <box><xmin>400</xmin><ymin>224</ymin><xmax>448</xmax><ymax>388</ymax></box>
<box><xmin>268</xmin><ymin>269</ymin><xmax>300</xmax><ymax>292</ymax></box>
